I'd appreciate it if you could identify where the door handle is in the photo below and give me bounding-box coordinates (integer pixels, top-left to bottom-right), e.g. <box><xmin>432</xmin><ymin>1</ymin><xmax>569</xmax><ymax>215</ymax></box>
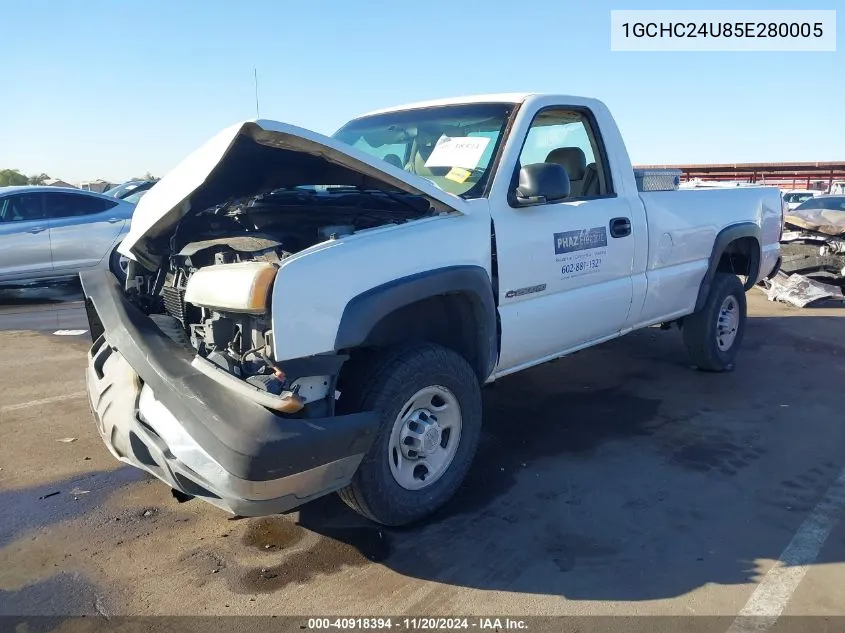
<box><xmin>107</xmin><ymin>218</ymin><xmax>121</xmax><ymax>223</ymax></box>
<box><xmin>28</xmin><ymin>227</ymin><xmax>47</xmax><ymax>234</ymax></box>
<box><xmin>609</xmin><ymin>217</ymin><xmax>631</xmax><ymax>238</ymax></box>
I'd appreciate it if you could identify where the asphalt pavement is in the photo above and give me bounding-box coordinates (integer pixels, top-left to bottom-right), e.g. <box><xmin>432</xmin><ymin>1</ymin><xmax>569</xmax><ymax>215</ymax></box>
<box><xmin>1</xmin><ymin>281</ymin><xmax>845</xmax><ymax>630</ymax></box>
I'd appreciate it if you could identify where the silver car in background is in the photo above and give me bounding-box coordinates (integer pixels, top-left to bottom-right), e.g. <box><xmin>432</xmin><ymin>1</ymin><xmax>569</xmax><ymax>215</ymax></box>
<box><xmin>0</xmin><ymin>186</ymin><xmax>135</xmax><ymax>286</ymax></box>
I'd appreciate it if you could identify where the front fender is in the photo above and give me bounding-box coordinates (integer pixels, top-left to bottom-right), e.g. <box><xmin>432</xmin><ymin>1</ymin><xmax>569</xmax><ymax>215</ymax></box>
<box><xmin>334</xmin><ymin>266</ymin><xmax>498</xmax><ymax>379</ymax></box>
<box><xmin>268</xmin><ymin>210</ymin><xmax>494</xmax><ymax>362</ymax></box>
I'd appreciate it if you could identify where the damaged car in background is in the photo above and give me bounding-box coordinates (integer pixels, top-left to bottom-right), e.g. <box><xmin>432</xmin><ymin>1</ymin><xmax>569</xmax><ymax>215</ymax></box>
<box><xmin>766</xmin><ymin>195</ymin><xmax>845</xmax><ymax>307</ymax></box>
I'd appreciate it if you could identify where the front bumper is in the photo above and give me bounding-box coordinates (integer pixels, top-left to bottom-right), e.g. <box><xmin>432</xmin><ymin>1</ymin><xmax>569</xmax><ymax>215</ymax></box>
<box><xmin>81</xmin><ymin>269</ymin><xmax>378</xmax><ymax>516</ymax></box>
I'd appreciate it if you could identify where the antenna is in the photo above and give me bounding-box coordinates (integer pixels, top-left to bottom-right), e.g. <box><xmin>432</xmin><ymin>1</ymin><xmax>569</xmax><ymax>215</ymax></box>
<box><xmin>253</xmin><ymin>67</ymin><xmax>260</xmax><ymax>119</ymax></box>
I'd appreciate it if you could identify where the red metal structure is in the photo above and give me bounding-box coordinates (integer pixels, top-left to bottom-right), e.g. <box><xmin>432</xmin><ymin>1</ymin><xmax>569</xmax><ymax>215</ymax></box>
<box><xmin>634</xmin><ymin>161</ymin><xmax>845</xmax><ymax>191</ymax></box>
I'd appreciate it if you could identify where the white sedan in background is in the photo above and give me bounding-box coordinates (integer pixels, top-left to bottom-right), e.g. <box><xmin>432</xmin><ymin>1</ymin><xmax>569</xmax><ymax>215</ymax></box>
<box><xmin>782</xmin><ymin>189</ymin><xmax>823</xmax><ymax>211</ymax></box>
<box><xmin>0</xmin><ymin>186</ymin><xmax>135</xmax><ymax>286</ymax></box>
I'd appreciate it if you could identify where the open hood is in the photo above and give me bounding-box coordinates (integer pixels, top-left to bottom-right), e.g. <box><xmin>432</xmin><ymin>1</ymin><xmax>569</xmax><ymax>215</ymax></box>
<box><xmin>119</xmin><ymin>119</ymin><xmax>472</xmax><ymax>265</ymax></box>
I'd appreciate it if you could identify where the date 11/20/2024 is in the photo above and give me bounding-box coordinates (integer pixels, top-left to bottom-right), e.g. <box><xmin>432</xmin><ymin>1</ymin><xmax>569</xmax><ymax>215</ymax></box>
<box><xmin>306</xmin><ymin>617</ymin><xmax>528</xmax><ymax>630</ymax></box>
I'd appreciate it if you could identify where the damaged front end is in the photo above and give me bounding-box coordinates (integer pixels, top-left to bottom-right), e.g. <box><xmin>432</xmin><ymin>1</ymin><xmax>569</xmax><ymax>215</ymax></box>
<box><xmin>83</xmin><ymin>272</ymin><xmax>377</xmax><ymax>516</ymax></box>
<box><xmin>765</xmin><ymin>202</ymin><xmax>845</xmax><ymax>307</ymax></box>
<box><xmin>81</xmin><ymin>119</ymin><xmax>466</xmax><ymax>516</ymax></box>
<box><xmin>130</xmin><ymin>184</ymin><xmax>436</xmax><ymax>417</ymax></box>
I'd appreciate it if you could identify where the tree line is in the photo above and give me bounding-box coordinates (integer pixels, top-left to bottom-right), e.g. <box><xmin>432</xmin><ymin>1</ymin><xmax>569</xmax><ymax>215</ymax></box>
<box><xmin>0</xmin><ymin>169</ymin><xmax>51</xmax><ymax>186</ymax></box>
<box><xmin>0</xmin><ymin>169</ymin><xmax>158</xmax><ymax>188</ymax></box>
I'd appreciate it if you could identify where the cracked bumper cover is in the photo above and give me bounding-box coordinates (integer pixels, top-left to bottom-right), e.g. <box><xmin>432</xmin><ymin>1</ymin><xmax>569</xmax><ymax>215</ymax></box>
<box><xmin>80</xmin><ymin>268</ymin><xmax>378</xmax><ymax>516</ymax></box>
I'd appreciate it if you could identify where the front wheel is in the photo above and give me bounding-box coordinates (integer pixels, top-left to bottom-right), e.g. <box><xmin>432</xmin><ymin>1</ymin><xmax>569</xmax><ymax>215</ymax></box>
<box><xmin>338</xmin><ymin>343</ymin><xmax>482</xmax><ymax>526</ymax></box>
<box><xmin>109</xmin><ymin>247</ymin><xmax>129</xmax><ymax>285</ymax></box>
<box><xmin>682</xmin><ymin>272</ymin><xmax>747</xmax><ymax>372</ymax></box>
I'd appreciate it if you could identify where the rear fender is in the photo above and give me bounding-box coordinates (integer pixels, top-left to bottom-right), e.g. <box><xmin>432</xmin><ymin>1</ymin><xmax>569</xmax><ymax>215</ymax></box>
<box><xmin>694</xmin><ymin>223</ymin><xmax>761</xmax><ymax>311</ymax></box>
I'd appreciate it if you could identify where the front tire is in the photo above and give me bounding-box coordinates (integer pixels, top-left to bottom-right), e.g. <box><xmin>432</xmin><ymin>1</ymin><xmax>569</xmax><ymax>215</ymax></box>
<box><xmin>109</xmin><ymin>247</ymin><xmax>129</xmax><ymax>285</ymax></box>
<box><xmin>682</xmin><ymin>272</ymin><xmax>747</xmax><ymax>372</ymax></box>
<box><xmin>338</xmin><ymin>343</ymin><xmax>482</xmax><ymax>526</ymax></box>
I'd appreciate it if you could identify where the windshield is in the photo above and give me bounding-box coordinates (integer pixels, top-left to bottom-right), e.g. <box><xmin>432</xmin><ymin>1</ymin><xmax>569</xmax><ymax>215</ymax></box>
<box><xmin>794</xmin><ymin>196</ymin><xmax>845</xmax><ymax>211</ymax></box>
<box><xmin>784</xmin><ymin>192</ymin><xmax>815</xmax><ymax>204</ymax></box>
<box><xmin>332</xmin><ymin>103</ymin><xmax>514</xmax><ymax>198</ymax></box>
<box><xmin>104</xmin><ymin>181</ymin><xmax>141</xmax><ymax>198</ymax></box>
<box><xmin>123</xmin><ymin>189</ymin><xmax>148</xmax><ymax>204</ymax></box>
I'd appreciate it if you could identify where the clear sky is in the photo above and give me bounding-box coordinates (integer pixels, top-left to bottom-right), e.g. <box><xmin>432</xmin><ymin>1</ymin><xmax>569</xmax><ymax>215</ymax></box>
<box><xmin>1</xmin><ymin>0</ymin><xmax>842</xmax><ymax>183</ymax></box>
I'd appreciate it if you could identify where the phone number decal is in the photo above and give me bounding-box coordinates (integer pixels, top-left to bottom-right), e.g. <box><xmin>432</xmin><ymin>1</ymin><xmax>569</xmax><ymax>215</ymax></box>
<box><xmin>561</xmin><ymin>258</ymin><xmax>601</xmax><ymax>276</ymax></box>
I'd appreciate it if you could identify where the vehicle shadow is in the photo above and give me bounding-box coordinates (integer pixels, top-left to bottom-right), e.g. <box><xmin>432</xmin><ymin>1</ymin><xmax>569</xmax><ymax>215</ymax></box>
<box><xmin>0</xmin><ymin>278</ymin><xmax>83</xmax><ymax>306</ymax></box>
<box><xmin>295</xmin><ymin>313</ymin><xmax>845</xmax><ymax>601</ymax></box>
<box><xmin>0</xmin><ymin>278</ymin><xmax>88</xmax><ymax>331</ymax></box>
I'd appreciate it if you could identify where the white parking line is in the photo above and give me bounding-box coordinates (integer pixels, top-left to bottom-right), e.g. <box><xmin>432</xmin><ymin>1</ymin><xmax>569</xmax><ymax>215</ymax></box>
<box><xmin>0</xmin><ymin>391</ymin><xmax>87</xmax><ymax>413</ymax></box>
<box><xmin>727</xmin><ymin>466</ymin><xmax>845</xmax><ymax>633</ymax></box>
<box><xmin>53</xmin><ymin>329</ymin><xmax>88</xmax><ymax>336</ymax></box>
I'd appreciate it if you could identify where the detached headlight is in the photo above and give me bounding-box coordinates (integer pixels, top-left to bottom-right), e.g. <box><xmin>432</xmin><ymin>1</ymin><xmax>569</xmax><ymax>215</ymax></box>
<box><xmin>184</xmin><ymin>261</ymin><xmax>277</xmax><ymax>314</ymax></box>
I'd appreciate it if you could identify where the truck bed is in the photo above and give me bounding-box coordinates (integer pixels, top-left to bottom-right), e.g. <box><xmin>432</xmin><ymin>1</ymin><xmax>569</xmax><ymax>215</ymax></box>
<box><xmin>630</xmin><ymin>186</ymin><xmax>782</xmax><ymax>328</ymax></box>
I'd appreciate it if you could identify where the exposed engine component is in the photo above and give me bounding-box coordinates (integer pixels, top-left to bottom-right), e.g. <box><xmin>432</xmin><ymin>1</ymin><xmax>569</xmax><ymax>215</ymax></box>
<box><xmin>178</xmin><ymin>235</ymin><xmax>288</xmax><ymax>259</ymax></box>
<box><xmin>161</xmin><ymin>284</ymin><xmax>187</xmax><ymax>325</ymax></box>
<box><xmin>159</xmin><ymin>245</ymin><xmax>288</xmax><ymax>394</ymax></box>
<box><xmin>318</xmin><ymin>225</ymin><xmax>355</xmax><ymax>240</ymax></box>
<box><xmin>132</xmin><ymin>187</ymin><xmax>435</xmax><ymax>410</ymax></box>
<box><xmin>820</xmin><ymin>240</ymin><xmax>845</xmax><ymax>256</ymax></box>
<box><xmin>184</xmin><ymin>262</ymin><xmax>277</xmax><ymax>314</ymax></box>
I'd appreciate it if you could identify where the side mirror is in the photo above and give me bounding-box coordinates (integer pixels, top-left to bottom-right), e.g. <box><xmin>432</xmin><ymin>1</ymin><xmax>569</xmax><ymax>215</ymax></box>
<box><xmin>514</xmin><ymin>163</ymin><xmax>570</xmax><ymax>206</ymax></box>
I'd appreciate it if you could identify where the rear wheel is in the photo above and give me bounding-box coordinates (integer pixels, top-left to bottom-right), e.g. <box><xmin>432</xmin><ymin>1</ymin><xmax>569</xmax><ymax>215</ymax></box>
<box><xmin>338</xmin><ymin>343</ymin><xmax>482</xmax><ymax>526</ymax></box>
<box><xmin>682</xmin><ymin>272</ymin><xmax>747</xmax><ymax>372</ymax></box>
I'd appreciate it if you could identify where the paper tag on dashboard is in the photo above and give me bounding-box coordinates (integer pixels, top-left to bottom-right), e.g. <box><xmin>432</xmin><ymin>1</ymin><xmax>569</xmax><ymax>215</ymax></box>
<box><xmin>424</xmin><ymin>135</ymin><xmax>490</xmax><ymax>169</ymax></box>
<box><xmin>445</xmin><ymin>167</ymin><xmax>473</xmax><ymax>183</ymax></box>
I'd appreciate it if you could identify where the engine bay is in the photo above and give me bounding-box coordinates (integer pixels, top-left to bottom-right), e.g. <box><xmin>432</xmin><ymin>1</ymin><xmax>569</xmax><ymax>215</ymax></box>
<box><xmin>128</xmin><ymin>187</ymin><xmax>437</xmax><ymax>404</ymax></box>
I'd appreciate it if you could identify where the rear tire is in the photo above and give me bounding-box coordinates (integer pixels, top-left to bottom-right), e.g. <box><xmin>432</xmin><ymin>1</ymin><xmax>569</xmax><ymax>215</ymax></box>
<box><xmin>338</xmin><ymin>343</ymin><xmax>482</xmax><ymax>526</ymax></box>
<box><xmin>683</xmin><ymin>272</ymin><xmax>746</xmax><ymax>372</ymax></box>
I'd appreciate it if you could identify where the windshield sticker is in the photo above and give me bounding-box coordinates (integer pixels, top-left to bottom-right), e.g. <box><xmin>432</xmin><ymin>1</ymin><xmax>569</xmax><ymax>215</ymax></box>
<box><xmin>445</xmin><ymin>167</ymin><xmax>473</xmax><ymax>183</ymax></box>
<box><xmin>424</xmin><ymin>135</ymin><xmax>491</xmax><ymax>169</ymax></box>
<box><xmin>554</xmin><ymin>227</ymin><xmax>608</xmax><ymax>280</ymax></box>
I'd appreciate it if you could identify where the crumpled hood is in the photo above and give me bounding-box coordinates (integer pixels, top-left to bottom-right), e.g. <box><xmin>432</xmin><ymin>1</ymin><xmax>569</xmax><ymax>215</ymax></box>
<box><xmin>119</xmin><ymin>119</ymin><xmax>471</xmax><ymax>266</ymax></box>
<box><xmin>784</xmin><ymin>207</ymin><xmax>845</xmax><ymax>237</ymax></box>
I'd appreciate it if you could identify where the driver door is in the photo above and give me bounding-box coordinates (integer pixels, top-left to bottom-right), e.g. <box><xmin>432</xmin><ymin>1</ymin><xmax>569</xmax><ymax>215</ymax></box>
<box><xmin>490</xmin><ymin>107</ymin><xmax>636</xmax><ymax>373</ymax></box>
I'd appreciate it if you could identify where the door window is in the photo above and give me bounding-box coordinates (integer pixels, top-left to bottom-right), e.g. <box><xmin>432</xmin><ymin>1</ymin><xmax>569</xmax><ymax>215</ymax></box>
<box><xmin>516</xmin><ymin>109</ymin><xmax>612</xmax><ymax>200</ymax></box>
<box><xmin>45</xmin><ymin>193</ymin><xmax>118</xmax><ymax>219</ymax></box>
<box><xmin>0</xmin><ymin>193</ymin><xmax>46</xmax><ymax>222</ymax></box>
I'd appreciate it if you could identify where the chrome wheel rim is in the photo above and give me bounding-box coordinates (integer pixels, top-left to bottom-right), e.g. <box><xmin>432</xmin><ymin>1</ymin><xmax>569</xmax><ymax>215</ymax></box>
<box><xmin>716</xmin><ymin>295</ymin><xmax>739</xmax><ymax>351</ymax></box>
<box><xmin>388</xmin><ymin>385</ymin><xmax>462</xmax><ymax>491</ymax></box>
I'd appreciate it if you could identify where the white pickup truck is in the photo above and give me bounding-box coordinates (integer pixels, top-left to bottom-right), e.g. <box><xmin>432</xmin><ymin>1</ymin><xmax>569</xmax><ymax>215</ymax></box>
<box><xmin>81</xmin><ymin>93</ymin><xmax>782</xmax><ymax>526</ymax></box>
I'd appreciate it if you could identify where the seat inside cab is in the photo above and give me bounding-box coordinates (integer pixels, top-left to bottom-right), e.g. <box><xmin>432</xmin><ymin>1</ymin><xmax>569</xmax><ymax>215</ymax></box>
<box><xmin>544</xmin><ymin>147</ymin><xmax>600</xmax><ymax>197</ymax></box>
